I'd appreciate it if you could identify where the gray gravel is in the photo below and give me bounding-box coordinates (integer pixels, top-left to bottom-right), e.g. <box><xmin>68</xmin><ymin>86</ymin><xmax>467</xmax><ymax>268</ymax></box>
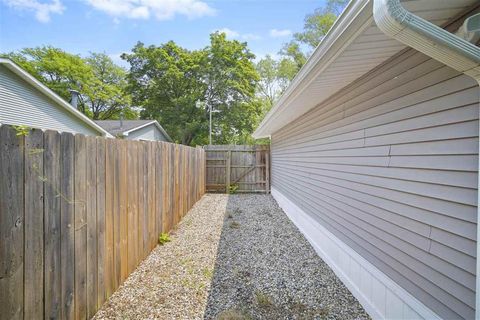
<box><xmin>93</xmin><ymin>194</ymin><xmax>369</xmax><ymax>320</ymax></box>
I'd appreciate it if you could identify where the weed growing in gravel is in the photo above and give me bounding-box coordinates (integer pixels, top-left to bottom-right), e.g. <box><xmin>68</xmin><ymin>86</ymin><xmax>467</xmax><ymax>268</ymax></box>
<box><xmin>228</xmin><ymin>184</ymin><xmax>239</xmax><ymax>194</ymax></box>
<box><xmin>217</xmin><ymin>308</ymin><xmax>251</xmax><ymax>320</ymax></box>
<box><xmin>180</xmin><ymin>257</ymin><xmax>193</xmax><ymax>265</ymax></box>
<box><xmin>202</xmin><ymin>268</ymin><xmax>213</xmax><ymax>279</ymax></box>
<box><xmin>317</xmin><ymin>306</ymin><xmax>330</xmax><ymax>318</ymax></box>
<box><xmin>181</xmin><ymin>278</ymin><xmax>206</xmax><ymax>294</ymax></box>
<box><xmin>229</xmin><ymin>221</ymin><xmax>241</xmax><ymax>229</ymax></box>
<box><xmin>158</xmin><ymin>233</ymin><xmax>171</xmax><ymax>245</ymax></box>
<box><xmin>232</xmin><ymin>268</ymin><xmax>251</xmax><ymax>282</ymax></box>
<box><xmin>289</xmin><ymin>300</ymin><xmax>330</xmax><ymax>319</ymax></box>
<box><xmin>254</xmin><ymin>291</ymin><xmax>273</xmax><ymax>308</ymax></box>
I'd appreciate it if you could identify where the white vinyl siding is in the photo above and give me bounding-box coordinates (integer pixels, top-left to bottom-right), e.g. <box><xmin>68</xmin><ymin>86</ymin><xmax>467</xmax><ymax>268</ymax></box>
<box><xmin>0</xmin><ymin>65</ymin><xmax>99</xmax><ymax>136</ymax></box>
<box><xmin>126</xmin><ymin>123</ymin><xmax>169</xmax><ymax>141</ymax></box>
<box><xmin>271</xmin><ymin>49</ymin><xmax>479</xmax><ymax>319</ymax></box>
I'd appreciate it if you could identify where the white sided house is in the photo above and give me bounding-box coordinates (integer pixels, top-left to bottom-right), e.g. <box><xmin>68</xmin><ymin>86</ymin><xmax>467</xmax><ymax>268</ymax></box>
<box><xmin>0</xmin><ymin>58</ymin><xmax>110</xmax><ymax>137</ymax></box>
<box><xmin>95</xmin><ymin>120</ymin><xmax>172</xmax><ymax>142</ymax></box>
<box><xmin>254</xmin><ymin>1</ymin><xmax>480</xmax><ymax>319</ymax></box>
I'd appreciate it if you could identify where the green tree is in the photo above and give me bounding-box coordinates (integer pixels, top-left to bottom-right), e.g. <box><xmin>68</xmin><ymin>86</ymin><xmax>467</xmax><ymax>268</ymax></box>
<box><xmin>122</xmin><ymin>41</ymin><xmax>207</xmax><ymax>145</ymax></box>
<box><xmin>3</xmin><ymin>47</ymin><xmax>135</xmax><ymax>120</ymax></box>
<box><xmin>256</xmin><ymin>55</ymin><xmax>297</xmax><ymax>107</ymax></box>
<box><xmin>279</xmin><ymin>0</ymin><xmax>347</xmax><ymax>73</ymax></box>
<box><xmin>202</xmin><ymin>32</ymin><xmax>261</xmax><ymax>145</ymax></box>
<box><xmin>123</xmin><ymin>33</ymin><xmax>261</xmax><ymax>146</ymax></box>
<box><xmin>256</xmin><ymin>55</ymin><xmax>278</xmax><ymax>107</ymax></box>
<box><xmin>84</xmin><ymin>53</ymin><xmax>133</xmax><ymax>120</ymax></box>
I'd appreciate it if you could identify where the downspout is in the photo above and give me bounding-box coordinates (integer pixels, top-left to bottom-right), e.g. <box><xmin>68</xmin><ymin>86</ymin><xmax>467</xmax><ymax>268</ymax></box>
<box><xmin>373</xmin><ymin>0</ymin><xmax>480</xmax><ymax>80</ymax></box>
<box><xmin>372</xmin><ymin>0</ymin><xmax>480</xmax><ymax>318</ymax></box>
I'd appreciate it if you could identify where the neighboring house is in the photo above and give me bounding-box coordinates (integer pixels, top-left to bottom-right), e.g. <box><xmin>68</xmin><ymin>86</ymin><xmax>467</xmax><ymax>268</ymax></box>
<box><xmin>95</xmin><ymin>120</ymin><xmax>172</xmax><ymax>142</ymax></box>
<box><xmin>254</xmin><ymin>1</ymin><xmax>480</xmax><ymax>319</ymax></box>
<box><xmin>0</xmin><ymin>58</ymin><xmax>111</xmax><ymax>137</ymax></box>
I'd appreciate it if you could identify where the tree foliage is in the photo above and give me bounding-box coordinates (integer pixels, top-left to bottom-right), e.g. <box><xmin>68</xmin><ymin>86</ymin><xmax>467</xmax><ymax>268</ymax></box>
<box><xmin>256</xmin><ymin>55</ymin><xmax>296</xmax><ymax>107</ymax></box>
<box><xmin>123</xmin><ymin>41</ymin><xmax>207</xmax><ymax>145</ymax></box>
<box><xmin>85</xmin><ymin>53</ymin><xmax>133</xmax><ymax>120</ymax></box>
<box><xmin>279</xmin><ymin>0</ymin><xmax>348</xmax><ymax>75</ymax></box>
<box><xmin>123</xmin><ymin>33</ymin><xmax>261</xmax><ymax>146</ymax></box>
<box><xmin>255</xmin><ymin>0</ymin><xmax>347</xmax><ymax>111</ymax></box>
<box><xmin>3</xmin><ymin>46</ymin><xmax>135</xmax><ymax>120</ymax></box>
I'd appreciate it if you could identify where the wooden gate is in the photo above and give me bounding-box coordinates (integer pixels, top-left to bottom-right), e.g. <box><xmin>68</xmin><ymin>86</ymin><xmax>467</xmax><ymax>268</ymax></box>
<box><xmin>205</xmin><ymin>145</ymin><xmax>270</xmax><ymax>193</ymax></box>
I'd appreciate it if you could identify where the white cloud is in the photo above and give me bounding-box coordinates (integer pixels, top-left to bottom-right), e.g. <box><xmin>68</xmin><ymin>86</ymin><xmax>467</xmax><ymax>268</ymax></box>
<box><xmin>214</xmin><ymin>28</ymin><xmax>261</xmax><ymax>41</ymax></box>
<box><xmin>269</xmin><ymin>28</ymin><xmax>292</xmax><ymax>38</ymax></box>
<box><xmin>253</xmin><ymin>52</ymin><xmax>280</xmax><ymax>62</ymax></box>
<box><xmin>216</xmin><ymin>27</ymin><xmax>239</xmax><ymax>39</ymax></box>
<box><xmin>3</xmin><ymin>0</ymin><xmax>64</xmax><ymax>22</ymax></box>
<box><xmin>85</xmin><ymin>0</ymin><xmax>216</xmax><ymax>21</ymax></box>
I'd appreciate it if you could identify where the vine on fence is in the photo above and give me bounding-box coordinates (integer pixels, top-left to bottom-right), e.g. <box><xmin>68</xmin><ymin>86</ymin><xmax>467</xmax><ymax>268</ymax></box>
<box><xmin>19</xmin><ymin>127</ymin><xmax>79</xmax><ymax>205</ymax></box>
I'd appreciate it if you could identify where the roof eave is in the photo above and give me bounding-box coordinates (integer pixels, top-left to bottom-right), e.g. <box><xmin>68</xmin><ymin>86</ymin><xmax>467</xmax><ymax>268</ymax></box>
<box><xmin>122</xmin><ymin>120</ymin><xmax>173</xmax><ymax>142</ymax></box>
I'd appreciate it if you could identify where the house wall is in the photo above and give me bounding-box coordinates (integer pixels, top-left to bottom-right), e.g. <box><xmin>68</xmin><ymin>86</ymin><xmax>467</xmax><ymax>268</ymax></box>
<box><xmin>0</xmin><ymin>65</ymin><xmax>100</xmax><ymax>136</ymax></box>
<box><xmin>270</xmin><ymin>48</ymin><xmax>479</xmax><ymax>319</ymax></box>
<box><xmin>126</xmin><ymin>123</ymin><xmax>169</xmax><ymax>141</ymax></box>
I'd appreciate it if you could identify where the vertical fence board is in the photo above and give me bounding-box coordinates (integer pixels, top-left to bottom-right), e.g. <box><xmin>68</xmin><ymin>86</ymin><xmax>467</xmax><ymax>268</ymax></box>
<box><xmin>140</xmin><ymin>143</ymin><xmax>148</xmax><ymax>259</ymax></box>
<box><xmin>74</xmin><ymin>134</ymin><xmax>88</xmax><ymax>320</ymax></box>
<box><xmin>105</xmin><ymin>139</ymin><xmax>115</xmax><ymax>298</ymax></box>
<box><xmin>112</xmin><ymin>140</ymin><xmax>122</xmax><ymax>290</ymax></box>
<box><xmin>96</xmin><ymin>138</ymin><xmax>107</xmax><ymax>308</ymax></box>
<box><xmin>161</xmin><ymin>143</ymin><xmax>166</xmax><ymax>235</ymax></box>
<box><xmin>175</xmin><ymin>145</ymin><xmax>180</xmax><ymax>225</ymax></box>
<box><xmin>169</xmin><ymin>144</ymin><xmax>175</xmax><ymax>229</ymax></box>
<box><xmin>44</xmin><ymin>130</ymin><xmax>62</xmax><ymax>319</ymax></box>
<box><xmin>154</xmin><ymin>143</ymin><xmax>162</xmax><ymax>237</ymax></box>
<box><xmin>161</xmin><ymin>143</ymin><xmax>169</xmax><ymax>233</ymax></box>
<box><xmin>86</xmin><ymin>136</ymin><xmax>98</xmax><ymax>318</ymax></box>
<box><xmin>119</xmin><ymin>140</ymin><xmax>128</xmax><ymax>283</ymax></box>
<box><xmin>0</xmin><ymin>126</ymin><xmax>24</xmax><ymax>319</ymax></box>
<box><xmin>147</xmin><ymin>142</ymin><xmax>156</xmax><ymax>250</ymax></box>
<box><xmin>127</xmin><ymin>143</ymin><xmax>135</xmax><ymax>274</ymax></box>
<box><xmin>61</xmin><ymin>132</ymin><xmax>75</xmax><ymax>320</ymax></box>
<box><xmin>24</xmin><ymin>129</ymin><xmax>44</xmax><ymax>319</ymax></box>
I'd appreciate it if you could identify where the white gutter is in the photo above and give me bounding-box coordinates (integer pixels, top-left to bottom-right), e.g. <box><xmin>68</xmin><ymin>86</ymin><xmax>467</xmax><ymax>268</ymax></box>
<box><xmin>372</xmin><ymin>1</ymin><xmax>480</xmax><ymax>318</ymax></box>
<box><xmin>373</xmin><ymin>0</ymin><xmax>480</xmax><ymax>81</ymax></box>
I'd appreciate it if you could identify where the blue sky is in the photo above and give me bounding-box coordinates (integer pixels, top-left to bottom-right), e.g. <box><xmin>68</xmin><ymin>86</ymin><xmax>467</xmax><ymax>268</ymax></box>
<box><xmin>0</xmin><ymin>0</ymin><xmax>326</xmax><ymax>66</ymax></box>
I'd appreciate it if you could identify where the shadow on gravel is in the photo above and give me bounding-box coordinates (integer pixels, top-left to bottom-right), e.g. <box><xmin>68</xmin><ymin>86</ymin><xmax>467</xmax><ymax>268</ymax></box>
<box><xmin>203</xmin><ymin>194</ymin><xmax>369</xmax><ymax>320</ymax></box>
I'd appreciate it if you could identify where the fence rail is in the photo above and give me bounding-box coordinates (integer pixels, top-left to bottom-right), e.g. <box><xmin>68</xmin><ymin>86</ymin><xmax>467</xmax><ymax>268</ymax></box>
<box><xmin>205</xmin><ymin>145</ymin><xmax>270</xmax><ymax>193</ymax></box>
<box><xmin>0</xmin><ymin>125</ymin><xmax>205</xmax><ymax>319</ymax></box>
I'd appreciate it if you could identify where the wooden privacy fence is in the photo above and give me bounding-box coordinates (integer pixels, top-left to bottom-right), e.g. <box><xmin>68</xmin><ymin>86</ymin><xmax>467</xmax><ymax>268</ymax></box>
<box><xmin>0</xmin><ymin>125</ymin><xmax>205</xmax><ymax>320</ymax></box>
<box><xmin>205</xmin><ymin>145</ymin><xmax>270</xmax><ymax>193</ymax></box>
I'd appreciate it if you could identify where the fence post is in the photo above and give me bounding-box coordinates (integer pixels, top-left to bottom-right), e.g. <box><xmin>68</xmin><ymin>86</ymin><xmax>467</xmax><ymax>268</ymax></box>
<box><xmin>225</xmin><ymin>150</ymin><xmax>231</xmax><ymax>193</ymax></box>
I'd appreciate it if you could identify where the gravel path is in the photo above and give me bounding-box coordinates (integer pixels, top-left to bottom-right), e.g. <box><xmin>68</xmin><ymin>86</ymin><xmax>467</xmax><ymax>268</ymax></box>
<box><xmin>93</xmin><ymin>194</ymin><xmax>369</xmax><ymax>320</ymax></box>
